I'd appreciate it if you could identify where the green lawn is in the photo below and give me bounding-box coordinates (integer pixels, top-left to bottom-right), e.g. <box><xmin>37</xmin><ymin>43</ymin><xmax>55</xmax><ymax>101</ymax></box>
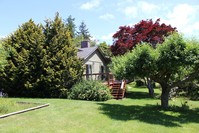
<box><xmin>0</xmin><ymin>85</ymin><xmax>199</xmax><ymax>133</ymax></box>
<box><xmin>0</xmin><ymin>98</ymin><xmax>41</xmax><ymax>115</ymax></box>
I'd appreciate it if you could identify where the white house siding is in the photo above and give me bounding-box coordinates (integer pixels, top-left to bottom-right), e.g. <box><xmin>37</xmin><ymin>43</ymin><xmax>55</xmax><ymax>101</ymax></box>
<box><xmin>84</xmin><ymin>50</ymin><xmax>107</xmax><ymax>80</ymax></box>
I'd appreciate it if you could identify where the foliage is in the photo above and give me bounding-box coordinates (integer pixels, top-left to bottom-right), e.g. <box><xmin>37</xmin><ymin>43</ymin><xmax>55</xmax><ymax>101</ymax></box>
<box><xmin>64</xmin><ymin>15</ymin><xmax>82</xmax><ymax>47</ymax></box>
<box><xmin>186</xmin><ymin>85</ymin><xmax>199</xmax><ymax>100</ymax></box>
<box><xmin>65</xmin><ymin>15</ymin><xmax>76</xmax><ymax>38</ymax></box>
<box><xmin>109</xmin><ymin>51</ymin><xmax>132</xmax><ymax>80</ymax></box>
<box><xmin>110</xmin><ymin>33</ymin><xmax>199</xmax><ymax>109</ymax></box>
<box><xmin>0</xmin><ymin>19</ymin><xmax>45</xmax><ymax>97</ymax></box>
<box><xmin>42</xmin><ymin>13</ymin><xmax>83</xmax><ymax>98</ymax></box>
<box><xmin>0</xmin><ymin>13</ymin><xmax>83</xmax><ymax>98</ymax></box>
<box><xmin>135</xmin><ymin>79</ymin><xmax>145</xmax><ymax>87</ymax></box>
<box><xmin>178</xmin><ymin>82</ymin><xmax>199</xmax><ymax>100</ymax></box>
<box><xmin>77</xmin><ymin>21</ymin><xmax>91</xmax><ymax>40</ymax></box>
<box><xmin>111</xmin><ymin>19</ymin><xmax>176</xmax><ymax>56</ymax></box>
<box><xmin>68</xmin><ymin>80</ymin><xmax>112</xmax><ymax>101</ymax></box>
<box><xmin>67</xmin><ymin>19</ymin><xmax>95</xmax><ymax>47</ymax></box>
<box><xmin>111</xmin><ymin>18</ymin><xmax>176</xmax><ymax>96</ymax></box>
<box><xmin>0</xmin><ymin>40</ymin><xmax>8</xmax><ymax>71</ymax></box>
<box><xmin>72</xmin><ymin>34</ymin><xmax>84</xmax><ymax>47</ymax></box>
<box><xmin>98</xmin><ymin>41</ymin><xmax>112</xmax><ymax>58</ymax></box>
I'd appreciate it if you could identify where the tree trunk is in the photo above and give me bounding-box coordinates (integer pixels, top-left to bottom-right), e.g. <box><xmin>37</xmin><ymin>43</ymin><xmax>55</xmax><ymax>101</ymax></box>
<box><xmin>144</xmin><ymin>77</ymin><xmax>154</xmax><ymax>97</ymax></box>
<box><xmin>160</xmin><ymin>84</ymin><xmax>170</xmax><ymax>109</ymax></box>
<box><xmin>148</xmin><ymin>87</ymin><xmax>154</xmax><ymax>97</ymax></box>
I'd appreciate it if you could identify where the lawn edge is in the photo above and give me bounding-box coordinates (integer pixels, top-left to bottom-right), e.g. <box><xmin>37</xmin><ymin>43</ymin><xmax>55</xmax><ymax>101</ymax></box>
<box><xmin>0</xmin><ymin>103</ymin><xmax>49</xmax><ymax>119</ymax></box>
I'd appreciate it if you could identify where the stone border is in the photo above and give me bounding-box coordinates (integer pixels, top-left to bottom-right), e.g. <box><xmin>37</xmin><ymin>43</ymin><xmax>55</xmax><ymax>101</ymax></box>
<box><xmin>0</xmin><ymin>103</ymin><xmax>49</xmax><ymax>119</ymax></box>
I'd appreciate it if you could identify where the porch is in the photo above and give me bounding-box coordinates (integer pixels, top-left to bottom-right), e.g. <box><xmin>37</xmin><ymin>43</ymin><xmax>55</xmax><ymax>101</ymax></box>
<box><xmin>83</xmin><ymin>73</ymin><xmax>126</xmax><ymax>99</ymax></box>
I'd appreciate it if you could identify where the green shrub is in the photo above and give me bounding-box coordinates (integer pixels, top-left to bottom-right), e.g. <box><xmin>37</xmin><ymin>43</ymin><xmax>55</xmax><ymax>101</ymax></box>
<box><xmin>135</xmin><ymin>79</ymin><xmax>145</xmax><ymax>87</ymax></box>
<box><xmin>58</xmin><ymin>89</ymin><xmax>68</xmax><ymax>98</ymax></box>
<box><xmin>177</xmin><ymin>83</ymin><xmax>199</xmax><ymax>100</ymax></box>
<box><xmin>68</xmin><ymin>80</ymin><xmax>112</xmax><ymax>101</ymax></box>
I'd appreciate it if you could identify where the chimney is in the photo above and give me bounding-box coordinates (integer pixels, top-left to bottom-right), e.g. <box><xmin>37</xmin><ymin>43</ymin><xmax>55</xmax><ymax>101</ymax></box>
<box><xmin>81</xmin><ymin>40</ymin><xmax>90</xmax><ymax>48</ymax></box>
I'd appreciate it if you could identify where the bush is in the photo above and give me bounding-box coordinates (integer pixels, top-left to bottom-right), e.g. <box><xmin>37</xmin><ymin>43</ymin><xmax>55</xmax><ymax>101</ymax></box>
<box><xmin>135</xmin><ymin>79</ymin><xmax>145</xmax><ymax>87</ymax></box>
<box><xmin>68</xmin><ymin>80</ymin><xmax>112</xmax><ymax>101</ymax></box>
<box><xmin>178</xmin><ymin>83</ymin><xmax>199</xmax><ymax>100</ymax></box>
<box><xmin>58</xmin><ymin>89</ymin><xmax>68</xmax><ymax>98</ymax></box>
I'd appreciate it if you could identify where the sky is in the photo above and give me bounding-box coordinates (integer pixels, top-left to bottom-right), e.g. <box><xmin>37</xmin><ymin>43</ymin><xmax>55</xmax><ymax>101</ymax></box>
<box><xmin>1</xmin><ymin>0</ymin><xmax>199</xmax><ymax>44</ymax></box>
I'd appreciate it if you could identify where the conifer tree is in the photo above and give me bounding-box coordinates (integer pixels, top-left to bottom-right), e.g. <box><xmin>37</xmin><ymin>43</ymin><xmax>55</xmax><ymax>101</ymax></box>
<box><xmin>0</xmin><ymin>40</ymin><xmax>8</xmax><ymax>90</ymax></box>
<box><xmin>0</xmin><ymin>40</ymin><xmax>8</xmax><ymax>71</ymax></box>
<box><xmin>42</xmin><ymin>13</ymin><xmax>83</xmax><ymax>97</ymax></box>
<box><xmin>78</xmin><ymin>21</ymin><xmax>91</xmax><ymax>40</ymax></box>
<box><xmin>1</xmin><ymin>19</ymin><xmax>44</xmax><ymax>97</ymax></box>
<box><xmin>65</xmin><ymin>15</ymin><xmax>76</xmax><ymax>38</ymax></box>
<box><xmin>1</xmin><ymin>13</ymin><xmax>83</xmax><ymax>98</ymax></box>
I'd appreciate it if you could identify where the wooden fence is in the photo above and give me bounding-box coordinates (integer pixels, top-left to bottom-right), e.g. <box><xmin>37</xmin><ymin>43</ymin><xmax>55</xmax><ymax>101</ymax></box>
<box><xmin>83</xmin><ymin>73</ymin><xmax>126</xmax><ymax>99</ymax></box>
<box><xmin>82</xmin><ymin>73</ymin><xmax>114</xmax><ymax>86</ymax></box>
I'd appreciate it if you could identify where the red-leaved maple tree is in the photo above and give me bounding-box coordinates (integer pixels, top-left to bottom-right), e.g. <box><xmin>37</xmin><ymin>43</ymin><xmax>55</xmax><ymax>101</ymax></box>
<box><xmin>111</xmin><ymin>19</ymin><xmax>177</xmax><ymax>56</ymax></box>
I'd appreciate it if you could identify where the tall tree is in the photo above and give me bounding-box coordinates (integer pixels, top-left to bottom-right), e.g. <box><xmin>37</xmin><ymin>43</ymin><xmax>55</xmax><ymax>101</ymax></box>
<box><xmin>42</xmin><ymin>13</ymin><xmax>83</xmax><ymax>97</ymax></box>
<box><xmin>111</xmin><ymin>19</ymin><xmax>176</xmax><ymax>96</ymax></box>
<box><xmin>0</xmin><ymin>19</ymin><xmax>45</xmax><ymax>97</ymax></box>
<box><xmin>111</xmin><ymin>19</ymin><xmax>176</xmax><ymax>56</ymax></box>
<box><xmin>0</xmin><ymin>40</ymin><xmax>8</xmax><ymax>71</ymax></box>
<box><xmin>1</xmin><ymin>13</ymin><xmax>83</xmax><ymax>98</ymax></box>
<box><xmin>65</xmin><ymin>15</ymin><xmax>76</xmax><ymax>38</ymax></box>
<box><xmin>110</xmin><ymin>33</ymin><xmax>199</xmax><ymax>109</ymax></box>
<box><xmin>77</xmin><ymin>21</ymin><xmax>91</xmax><ymax>40</ymax></box>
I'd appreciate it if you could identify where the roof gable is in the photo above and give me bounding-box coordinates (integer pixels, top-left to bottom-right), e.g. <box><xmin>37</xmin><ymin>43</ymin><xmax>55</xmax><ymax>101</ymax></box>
<box><xmin>77</xmin><ymin>46</ymin><xmax>108</xmax><ymax>63</ymax></box>
<box><xmin>77</xmin><ymin>46</ymin><xmax>98</xmax><ymax>60</ymax></box>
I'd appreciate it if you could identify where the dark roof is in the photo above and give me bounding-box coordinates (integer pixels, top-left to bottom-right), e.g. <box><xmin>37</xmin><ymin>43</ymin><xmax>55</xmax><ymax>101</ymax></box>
<box><xmin>77</xmin><ymin>46</ymin><xmax>98</xmax><ymax>60</ymax></box>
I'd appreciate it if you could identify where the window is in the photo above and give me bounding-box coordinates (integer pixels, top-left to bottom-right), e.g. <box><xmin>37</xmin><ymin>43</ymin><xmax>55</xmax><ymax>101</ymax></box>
<box><xmin>100</xmin><ymin>65</ymin><xmax>105</xmax><ymax>80</ymax></box>
<box><xmin>86</xmin><ymin>64</ymin><xmax>92</xmax><ymax>79</ymax></box>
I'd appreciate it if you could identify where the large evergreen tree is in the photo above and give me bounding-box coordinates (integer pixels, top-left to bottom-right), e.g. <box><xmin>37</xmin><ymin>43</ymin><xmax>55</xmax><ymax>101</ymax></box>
<box><xmin>77</xmin><ymin>21</ymin><xmax>91</xmax><ymax>40</ymax></box>
<box><xmin>65</xmin><ymin>15</ymin><xmax>83</xmax><ymax>47</ymax></box>
<box><xmin>0</xmin><ymin>40</ymin><xmax>8</xmax><ymax>90</ymax></box>
<box><xmin>1</xmin><ymin>19</ymin><xmax>44</xmax><ymax>96</ymax></box>
<box><xmin>41</xmin><ymin>13</ymin><xmax>83</xmax><ymax>97</ymax></box>
<box><xmin>65</xmin><ymin>15</ymin><xmax>76</xmax><ymax>38</ymax></box>
<box><xmin>1</xmin><ymin>13</ymin><xmax>83</xmax><ymax>98</ymax></box>
<box><xmin>0</xmin><ymin>40</ymin><xmax>8</xmax><ymax>71</ymax></box>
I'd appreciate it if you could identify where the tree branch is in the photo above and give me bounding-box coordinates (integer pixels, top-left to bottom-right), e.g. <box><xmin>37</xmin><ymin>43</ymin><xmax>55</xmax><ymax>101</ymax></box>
<box><xmin>171</xmin><ymin>70</ymin><xmax>199</xmax><ymax>88</ymax></box>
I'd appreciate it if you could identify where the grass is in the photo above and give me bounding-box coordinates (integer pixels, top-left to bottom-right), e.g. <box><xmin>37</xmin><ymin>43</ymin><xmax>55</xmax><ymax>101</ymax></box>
<box><xmin>0</xmin><ymin>98</ymin><xmax>40</xmax><ymax>115</ymax></box>
<box><xmin>0</xmin><ymin>85</ymin><xmax>199</xmax><ymax>133</ymax></box>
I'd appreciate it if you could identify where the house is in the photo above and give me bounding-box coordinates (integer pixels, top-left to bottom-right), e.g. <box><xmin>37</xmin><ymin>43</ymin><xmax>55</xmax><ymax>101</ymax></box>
<box><xmin>77</xmin><ymin>41</ymin><xmax>109</xmax><ymax>80</ymax></box>
<box><xmin>77</xmin><ymin>41</ymin><xmax>126</xmax><ymax>99</ymax></box>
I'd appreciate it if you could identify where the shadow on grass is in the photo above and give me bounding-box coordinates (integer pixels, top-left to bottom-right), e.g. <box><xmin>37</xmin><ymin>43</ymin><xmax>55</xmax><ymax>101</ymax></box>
<box><xmin>125</xmin><ymin>91</ymin><xmax>151</xmax><ymax>99</ymax></box>
<box><xmin>97</xmin><ymin>103</ymin><xmax>199</xmax><ymax>127</ymax></box>
<box><xmin>125</xmin><ymin>90</ymin><xmax>160</xmax><ymax>99</ymax></box>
